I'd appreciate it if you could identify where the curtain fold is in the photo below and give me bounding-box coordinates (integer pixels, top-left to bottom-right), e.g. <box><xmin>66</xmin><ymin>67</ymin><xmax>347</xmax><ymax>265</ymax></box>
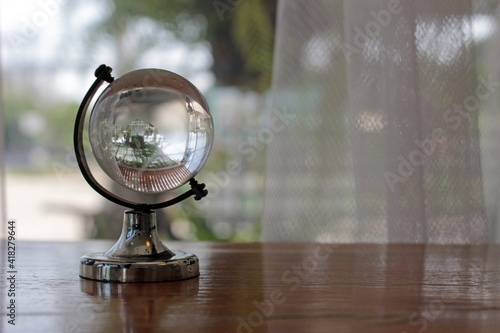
<box><xmin>262</xmin><ymin>0</ymin><xmax>500</xmax><ymax>243</ymax></box>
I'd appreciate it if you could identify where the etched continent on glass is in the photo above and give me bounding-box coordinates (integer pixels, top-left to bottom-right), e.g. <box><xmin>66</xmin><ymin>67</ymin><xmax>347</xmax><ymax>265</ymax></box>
<box><xmin>89</xmin><ymin>69</ymin><xmax>213</xmax><ymax>193</ymax></box>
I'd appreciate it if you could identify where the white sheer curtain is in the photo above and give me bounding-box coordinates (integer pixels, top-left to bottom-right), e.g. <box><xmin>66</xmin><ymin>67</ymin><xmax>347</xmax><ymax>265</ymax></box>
<box><xmin>262</xmin><ymin>0</ymin><xmax>500</xmax><ymax>243</ymax></box>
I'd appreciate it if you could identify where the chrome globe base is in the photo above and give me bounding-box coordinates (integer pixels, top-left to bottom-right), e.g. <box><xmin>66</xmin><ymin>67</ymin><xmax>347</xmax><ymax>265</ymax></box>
<box><xmin>80</xmin><ymin>210</ymin><xmax>199</xmax><ymax>283</ymax></box>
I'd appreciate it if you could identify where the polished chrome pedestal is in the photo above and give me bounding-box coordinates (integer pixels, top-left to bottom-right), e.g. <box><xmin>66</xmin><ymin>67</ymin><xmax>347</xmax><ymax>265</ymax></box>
<box><xmin>80</xmin><ymin>210</ymin><xmax>199</xmax><ymax>282</ymax></box>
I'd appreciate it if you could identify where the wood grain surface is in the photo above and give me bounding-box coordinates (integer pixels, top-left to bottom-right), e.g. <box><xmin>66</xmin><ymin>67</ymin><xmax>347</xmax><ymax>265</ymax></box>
<box><xmin>2</xmin><ymin>241</ymin><xmax>500</xmax><ymax>332</ymax></box>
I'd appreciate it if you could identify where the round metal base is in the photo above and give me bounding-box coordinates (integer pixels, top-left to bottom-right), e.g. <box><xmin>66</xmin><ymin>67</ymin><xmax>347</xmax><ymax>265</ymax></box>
<box><xmin>80</xmin><ymin>250</ymin><xmax>199</xmax><ymax>283</ymax></box>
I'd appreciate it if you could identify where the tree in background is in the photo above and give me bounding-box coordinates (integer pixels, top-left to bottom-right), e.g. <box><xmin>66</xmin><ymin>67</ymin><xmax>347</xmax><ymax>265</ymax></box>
<box><xmin>73</xmin><ymin>0</ymin><xmax>277</xmax><ymax>239</ymax></box>
<box><xmin>80</xmin><ymin>0</ymin><xmax>276</xmax><ymax>91</ymax></box>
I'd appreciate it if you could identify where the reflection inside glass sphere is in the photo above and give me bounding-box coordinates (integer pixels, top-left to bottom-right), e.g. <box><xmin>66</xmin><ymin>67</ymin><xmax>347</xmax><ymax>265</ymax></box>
<box><xmin>89</xmin><ymin>69</ymin><xmax>213</xmax><ymax>193</ymax></box>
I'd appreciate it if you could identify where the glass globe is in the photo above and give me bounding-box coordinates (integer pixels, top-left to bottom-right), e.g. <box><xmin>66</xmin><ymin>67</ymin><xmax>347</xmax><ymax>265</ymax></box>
<box><xmin>89</xmin><ymin>69</ymin><xmax>213</xmax><ymax>193</ymax></box>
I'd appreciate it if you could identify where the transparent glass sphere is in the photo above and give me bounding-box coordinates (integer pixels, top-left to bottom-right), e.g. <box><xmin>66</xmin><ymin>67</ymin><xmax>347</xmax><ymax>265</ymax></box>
<box><xmin>89</xmin><ymin>69</ymin><xmax>213</xmax><ymax>193</ymax></box>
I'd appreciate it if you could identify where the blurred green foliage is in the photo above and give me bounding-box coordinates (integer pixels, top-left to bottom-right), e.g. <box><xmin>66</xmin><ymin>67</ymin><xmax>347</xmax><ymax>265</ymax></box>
<box><xmin>84</xmin><ymin>0</ymin><xmax>276</xmax><ymax>91</ymax></box>
<box><xmin>4</xmin><ymin>0</ymin><xmax>276</xmax><ymax>241</ymax></box>
<box><xmin>77</xmin><ymin>0</ymin><xmax>276</xmax><ymax>241</ymax></box>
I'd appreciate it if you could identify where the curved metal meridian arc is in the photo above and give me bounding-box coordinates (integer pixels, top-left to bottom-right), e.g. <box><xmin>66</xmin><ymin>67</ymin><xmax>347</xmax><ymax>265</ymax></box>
<box><xmin>73</xmin><ymin>64</ymin><xmax>208</xmax><ymax>211</ymax></box>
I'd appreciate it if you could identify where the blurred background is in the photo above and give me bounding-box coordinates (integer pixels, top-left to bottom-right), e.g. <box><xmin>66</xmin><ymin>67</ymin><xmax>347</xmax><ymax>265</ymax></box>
<box><xmin>1</xmin><ymin>0</ymin><xmax>276</xmax><ymax>241</ymax></box>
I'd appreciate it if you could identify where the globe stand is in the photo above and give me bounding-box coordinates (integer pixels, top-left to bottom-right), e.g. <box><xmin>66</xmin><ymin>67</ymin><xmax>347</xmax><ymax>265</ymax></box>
<box><xmin>80</xmin><ymin>210</ymin><xmax>199</xmax><ymax>282</ymax></box>
<box><xmin>75</xmin><ymin>65</ymin><xmax>212</xmax><ymax>283</ymax></box>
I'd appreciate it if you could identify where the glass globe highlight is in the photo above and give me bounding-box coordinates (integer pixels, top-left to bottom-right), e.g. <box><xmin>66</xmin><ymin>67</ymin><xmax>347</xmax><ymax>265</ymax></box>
<box><xmin>89</xmin><ymin>69</ymin><xmax>213</xmax><ymax>193</ymax></box>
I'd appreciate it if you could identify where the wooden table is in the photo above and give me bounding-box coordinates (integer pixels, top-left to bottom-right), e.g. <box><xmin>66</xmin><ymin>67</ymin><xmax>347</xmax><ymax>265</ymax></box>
<box><xmin>2</xmin><ymin>241</ymin><xmax>500</xmax><ymax>332</ymax></box>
